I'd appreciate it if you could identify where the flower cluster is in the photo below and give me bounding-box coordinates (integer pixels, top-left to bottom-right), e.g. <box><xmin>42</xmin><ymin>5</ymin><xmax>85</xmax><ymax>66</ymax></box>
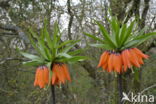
<box><xmin>52</xmin><ymin>63</ymin><xmax>71</xmax><ymax>85</ymax></box>
<box><xmin>97</xmin><ymin>48</ymin><xmax>149</xmax><ymax>73</ymax></box>
<box><xmin>34</xmin><ymin>66</ymin><xmax>49</xmax><ymax>88</ymax></box>
<box><xmin>34</xmin><ymin>63</ymin><xmax>71</xmax><ymax>88</ymax></box>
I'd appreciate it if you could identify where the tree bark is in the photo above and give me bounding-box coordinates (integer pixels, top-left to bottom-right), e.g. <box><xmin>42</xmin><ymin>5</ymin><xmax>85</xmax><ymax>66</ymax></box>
<box><xmin>140</xmin><ymin>0</ymin><xmax>150</xmax><ymax>29</ymax></box>
<box><xmin>67</xmin><ymin>0</ymin><xmax>73</xmax><ymax>40</ymax></box>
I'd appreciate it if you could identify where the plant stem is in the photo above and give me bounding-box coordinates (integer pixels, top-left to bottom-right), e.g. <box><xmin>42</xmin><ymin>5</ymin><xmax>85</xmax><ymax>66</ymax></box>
<box><xmin>51</xmin><ymin>85</ymin><xmax>56</xmax><ymax>104</ymax></box>
<box><xmin>118</xmin><ymin>74</ymin><xmax>123</xmax><ymax>104</ymax></box>
<box><xmin>50</xmin><ymin>63</ymin><xmax>56</xmax><ymax>104</ymax></box>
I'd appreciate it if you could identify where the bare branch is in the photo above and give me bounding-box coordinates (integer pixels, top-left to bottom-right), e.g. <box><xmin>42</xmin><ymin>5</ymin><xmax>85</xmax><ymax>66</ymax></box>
<box><xmin>0</xmin><ymin>32</ymin><xmax>16</xmax><ymax>36</ymax></box>
<box><xmin>140</xmin><ymin>0</ymin><xmax>151</xmax><ymax>28</ymax></box>
<box><xmin>0</xmin><ymin>0</ymin><xmax>11</xmax><ymax>9</ymax></box>
<box><xmin>0</xmin><ymin>24</ymin><xmax>28</xmax><ymax>43</ymax></box>
<box><xmin>124</xmin><ymin>0</ymin><xmax>140</xmax><ymax>23</ymax></box>
<box><xmin>67</xmin><ymin>0</ymin><xmax>73</xmax><ymax>40</ymax></box>
<box><xmin>0</xmin><ymin>58</ymin><xmax>25</xmax><ymax>64</ymax></box>
<box><xmin>66</xmin><ymin>0</ymin><xmax>96</xmax><ymax>79</ymax></box>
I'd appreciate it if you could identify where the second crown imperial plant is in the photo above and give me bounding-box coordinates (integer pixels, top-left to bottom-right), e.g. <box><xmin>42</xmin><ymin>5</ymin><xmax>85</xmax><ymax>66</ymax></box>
<box><xmin>20</xmin><ymin>20</ymin><xmax>87</xmax><ymax>88</ymax></box>
<box><xmin>97</xmin><ymin>48</ymin><xmax>148</xmax><ymax>73</ymax></box>
<box><xmin>84</xmin><ymin>17</ymin><xmax>156</xmax><ymax>73</ymax></box>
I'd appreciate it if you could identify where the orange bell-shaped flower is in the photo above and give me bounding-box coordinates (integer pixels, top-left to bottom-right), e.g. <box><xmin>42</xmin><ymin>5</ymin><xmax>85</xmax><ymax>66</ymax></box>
<box><xmin>34</xmin><ymin>66</ymin><xmax>49</xmax><ymax>88</ymax></box>
<box><xmin>98</xmin><ymin>48</ymin><xmax>149</xmax><ymax>73</ymax></box>
<box><xmin>51</xmin><ymin>63</ymin><xmax>71</xmax><ymax>85</ymax></box>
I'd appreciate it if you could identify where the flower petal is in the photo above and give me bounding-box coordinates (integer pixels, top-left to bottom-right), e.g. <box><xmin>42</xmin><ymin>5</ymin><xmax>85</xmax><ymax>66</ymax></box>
<box><xmin>133</xmin><ymin>48</ymin><xmax>149</xmax><ymax>59</ymax></box>
<box><xmin>108</xmin><ymin>53</ymin><xmax>114</xmax><ymax>72</ymax></box>
<box><xmin>34</xmin><ymin>68</ymin><xmax>40</xmax><ymax>86</ymax></box>
<box><xmin>43</xmin><ymin>67</ymin><xmax>49</xmax><ymax>84</ymax></box>
<box><xmin>62</xmin><ymin>64</ymin><xmax>71</xmax><ymax>82</ymax></box>
<box><xmin>121</xmin><ymin>50</ymin><xmax>131</xmax><ymax>71</ymax></box>
<box><xmin>97</xmin><ymin>51</ymin><xmax>109</xmax><ymax>68</ymax></box>
<box><xmin>129</xmin><ymin>49</ymin><xmax>140</xmax><ymax>68</ymax></box>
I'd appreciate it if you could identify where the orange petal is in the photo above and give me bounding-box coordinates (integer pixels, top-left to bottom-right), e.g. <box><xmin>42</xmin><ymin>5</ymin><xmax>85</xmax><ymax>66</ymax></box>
<box><xmin>137</xmin><ymin>56</ymin><xmax>144</xmax><ymax>65</ymax></box>
<box><xmin>108</xmin><ymin>53</ymin><xmax>114</xmax><ymax>72</ymax></box>
<box><xmin>132</xmin><ymin>49</ymin><xmax>144</xmax><ymax>65</ymax></box>
<box><xmin>129</xmin><ymin>49</ymin><xmax>140</xmax><ymax>68</ymax></box>
<box><xmin>133</xmin><ymin>48</ymin><xmax>149</xmax><ymax>59</ymax></box>
<box><xmin>38</xmin><ymin>68</ymin><xmax>44</xmax><ymax>88</ymax></box>
<box><xmin>43</xmin><ymin>67</ymin><xmax>49</xmax><ymax>84</ymax></box>
<box><xmin>52</xmin><ymin>71</ymin><xmax>57</xmax><ymax>85</ymax></box>
<box><xmin>54</xmin><ymin>77</ymin><xmax>59</xmax><ymax>85</ymax></box>
<box><xmin>34</xmin><ymin>68</ymin><xmax>40</xmax><ymax>86</ymax></box>
<box><xmin>62</xmin><ymin>64</ymin><xmax>71</xmax><ymax>82</ymax></box>
<box><xmin>117</xmin><ymin>54</ymin><xmax>122</xmax><ymax>73</ymax></box>
<box><xmin>124</xmin><ymin>50</ymin><xmax>132</xmax><ymax>68</ymax></box>
<box><xmin>102</xmin><ymin>62</ymin><xmax>108</xmax><ymax>71</ymax></box>
<box><xmin>52</xmin><ymin>64</ymin><xmax>59</xmax><ymax>85</ymax></box>
<box><xmin>121</xmin><ymin>50</ymin><xmax>131</xmax><ymax>71</ymax></box>
<box><xmin>101</xmin><ymin>52</ymin><xmax>110</xmax><ymax>71</ymax></box>
<box><xmin>113</xmin><ymin>54</ymin><xmax>122</xmax><ymax>73</ymax></box>
<box><xmin>58</xmin><ymin>65</ymin><xmax>66</xmax><ymax>84</ymax></box>
<box><xmin>53</xmin><ymin>64</ymin><xmax>65</xmax><ymax>84</ymax></box>
<box><xmin>40</xmin><ymin>69</ymin><xmax>45</xmax><ymax>88</ymax></box>
<box><xmin>97</xmin><ymin>51</ymin><xmax>109</xmax><ymax>68</ymax></box>
<box><xmin>37</xmin><ymin>69</ymin><xmax>42</xmax><ymax>87</ymax></box>
<box><xmin>121</xmin><ymin>52</ymin><xmax>127</xmax><ymax>72</ymax></box>
<box><xmin>113</xmin><ymin>54</ymin><xmax>118</xmax><ymax>72</ymax></box>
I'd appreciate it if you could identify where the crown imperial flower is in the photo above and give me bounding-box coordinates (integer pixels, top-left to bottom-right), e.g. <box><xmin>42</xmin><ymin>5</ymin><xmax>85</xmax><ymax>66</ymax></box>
<box><xmin>98</xmin><ymin>48</ymin><xmax>149</xmax><ymax>73</ymax></box>
<box><xmin>34</xmin><ymin>66</ymin><xmax>49</xmax><ymax>88</ymax></box>
<box><xmin>20</xmin><ymin>20</ymin><xmax>86</xmax><ymax>88</ymax></box>
<box><xmin>84</xmin><ymin>17</ymin><xmax>155</xmax><ymax>73</ymax></box>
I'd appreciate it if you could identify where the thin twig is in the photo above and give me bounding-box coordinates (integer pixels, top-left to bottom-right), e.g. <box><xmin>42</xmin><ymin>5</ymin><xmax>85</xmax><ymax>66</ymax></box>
<box><xmin>140</xmin><ymin>84</ymin><xmax>156</xmax><ymax>94</ymax></box>
<box><xmin>133</xmin><ymin>84</ymin><xmax>156</xmax><ymax>104</ymax></box>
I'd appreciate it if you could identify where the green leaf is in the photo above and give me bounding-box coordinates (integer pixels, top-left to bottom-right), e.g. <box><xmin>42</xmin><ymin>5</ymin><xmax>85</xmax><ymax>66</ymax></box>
<box><xmin>90</xmin><ymin>43</ymin><xmax>113</xmax><ymax>50</ymax></box>
<box><xmin>43</xmin><ymin>20</ymin><xmax>54</xmax><ymax>50</ymax></box>
<box><xmin>30</xmin><ymin>26</ymin><xmax>51</xmax><ymax>60</ymax></box>
<box><xmin>57</xmin><ymin>53</ymin><xmax>72</xmax><ymax>58</ymax></box>
<box><xmin>28</xmin><ymin>30</ymin><xmax>42</xmax><ymax>55</ymax></box>
<box><xmin>40</xmin><ymin>28</ymin><xmax>45</xmax><ymax>39</ymax></box>
<box><xmin>119</xmin><ymin>24</ymin><xmax>127</xmax><ymax>46</ymax></box>
<box><xmin>57</xmin><ymin>29</ymin><xmax>62</xmax><ymax>42</ymax></box>
<box><xmin>23</xmin><ymin>61</ymin><xmax>42</xmax><ymax>66</ymax></box>
<box><xmin>58</xmin><ymin>56</ymin><xmax>87</xmax><ymax>63</ymax></box>
<box><xmin>134</xmin><ymin>26</ymin><xmax>148</xmax><ymax>37</ymax></box>
<box><xmin>122</xmin><ymin>40</ymin><xmax>140</xmax><ymax>49</ymax></box>
<box><xmin>61</xmin><ymin>40</ymin><xmax>80</xmax><ymax>53</ymax></box>
<box><xmin>122</xmin><ymin>32</ymin><xmax>156</xmax><ymax>49</ymax></box>
<box><xmin>38</xmin><ymin>37</ymin><xmax>51</xmax><ymax>60</ymax></box>
<box><xmin>121</xmin><ymin>20</ymin><xmax>135</xmax><ymax>45</ymax></box>
<box><xmin>38</xmin><ymin>40</ymin><xmax>49</xmax><ymax>59</ymax></box>
<box><xmin>134</xmin><ymin>32</ymin><xmax>156</xmax><ymax>40</ymax></box>
<box><xmin>110</xmin><ymin>17</ymin><xmax>120</xmax><ymax>45</ymax></box>
<box><xmin>20</xmin><ymin>52</ymin><xmax>43</xmax><ymax>62</ymax></box>
<box><xmin>95</xmin><ymin>21</ymin><xmax>117</xmax><ymax>48</ymax></box>
<box><xmin>68</xmin><ymin>48</ymin><xmax>85</xmax><ymax>55</ymax></box>
<box><xmin>29</xmin><ymin>28</ymin><xmax>39</xmax><ymax>39</ymax></box>
<box><xmin>83</xmin><ymin>32</ymin><xmax>104</xmax><ymax>43</ymax></box>
<box><xmin>53</xmin><ymin>22</ymin><xmax>59</xmax><ymax>47</ymax></box>
<box><xmin>57</xmin><ymin>40</ymin><xmax>74</xmax><ymax>49</ymax></box>
<box><xmin>66</xmin><ymin>56</ymin><xmax>88</xmax><ymax>62</ymax></box>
